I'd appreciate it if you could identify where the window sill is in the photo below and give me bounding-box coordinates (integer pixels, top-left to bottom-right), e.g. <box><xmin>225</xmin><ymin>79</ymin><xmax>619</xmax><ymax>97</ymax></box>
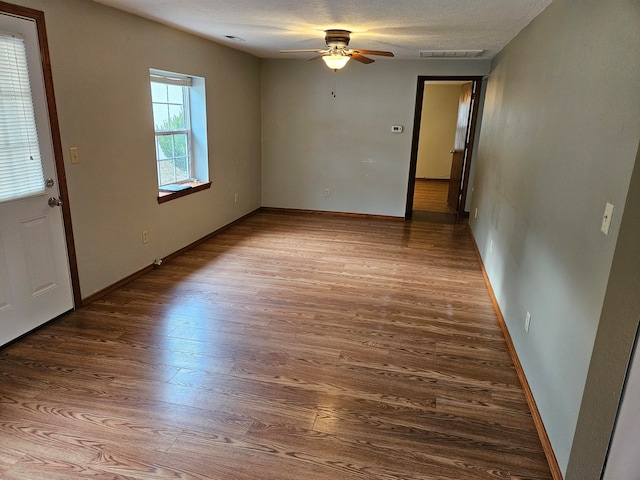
<box><xmin>157</xmin><ymin>181</ymin><xmax>211</xmax><ymax>204</ymax></box>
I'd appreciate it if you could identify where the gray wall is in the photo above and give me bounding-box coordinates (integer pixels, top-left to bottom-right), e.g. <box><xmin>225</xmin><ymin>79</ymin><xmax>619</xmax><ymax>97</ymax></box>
<box><xmin>261</xmin><ymin>59</ymin><xmax>489</xmax><ymax>216</ymax></box>
<box><xmin>10</xmin><ymin>0</ymin><xmax>263</xmax><ymax>298</ymax></box>
<box><xmin>469</xmin><ymin>0</ymin><xmax>640</xmax><ymax>474</ymax></box>
<box><xmin>567</xmin><ymin>140</ymin><xmax>640</xmax><ymax>479</ymax></box>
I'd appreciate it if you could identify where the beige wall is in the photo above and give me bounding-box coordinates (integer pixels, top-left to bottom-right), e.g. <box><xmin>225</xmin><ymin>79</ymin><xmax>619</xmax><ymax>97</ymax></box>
<box><xmin>470</xmin><ymin>0</ymin><xmax>640</xmax><ymax>474</ymax></box>
<box><xmin>416</xmin><ymin>83</ymin><xmax>461</xmax><ymax>179</ymax></box>
<box><xmin>8</xmin><ymin>0</ymin><xmax>262</xmax><ymax>298</ymax></box>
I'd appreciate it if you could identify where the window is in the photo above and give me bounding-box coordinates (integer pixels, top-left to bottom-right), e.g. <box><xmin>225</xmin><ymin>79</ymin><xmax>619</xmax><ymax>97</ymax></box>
<box><xmin>149</xmin><ymin>69</ymin><xmax>209</xmax><ymax>201</ymax></box>
<box><xmin>0</xmin><ymin>33</ymin><xmax>44</xmax><ymax>203</ymax></box>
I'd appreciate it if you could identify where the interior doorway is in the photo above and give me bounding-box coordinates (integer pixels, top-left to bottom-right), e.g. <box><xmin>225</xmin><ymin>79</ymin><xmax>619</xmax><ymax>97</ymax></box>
<box><xmin>405</xmin><ymin>76</ymin><xmax>483</xmax><ymax>222</ymax></box>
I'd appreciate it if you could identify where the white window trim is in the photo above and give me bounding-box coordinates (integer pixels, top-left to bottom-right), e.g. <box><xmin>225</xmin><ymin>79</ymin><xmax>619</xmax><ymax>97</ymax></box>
<box><xmin>149</xmin><ymin>68</ymin><xmax>209</xmax><ymax>199</ymax></box>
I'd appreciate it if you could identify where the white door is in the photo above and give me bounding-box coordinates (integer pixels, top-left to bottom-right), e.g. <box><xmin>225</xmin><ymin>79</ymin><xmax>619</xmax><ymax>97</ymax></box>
<box><xmin>0</xmin><ymin>12</ymin><xmax>73</xmax><ymax>346</ymax></box>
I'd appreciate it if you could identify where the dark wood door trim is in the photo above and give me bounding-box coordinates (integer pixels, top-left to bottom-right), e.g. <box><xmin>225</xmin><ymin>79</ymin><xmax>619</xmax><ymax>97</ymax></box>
<box><xmin>0</xmin><ymin>1</ymin><xmax>82</xmax><ymax>307</ymax></box>
<box><xmin>405</xmin><ymin>76</ymin><xmax>484</xmax><ymax>221</ymax></box>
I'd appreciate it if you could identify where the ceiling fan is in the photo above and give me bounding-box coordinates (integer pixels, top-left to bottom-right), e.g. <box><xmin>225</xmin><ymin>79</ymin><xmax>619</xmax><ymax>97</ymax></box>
<box><xmin>280</xmin><ymin>29</ymin><xmax>394</xmax><ymax>70</ymax></box>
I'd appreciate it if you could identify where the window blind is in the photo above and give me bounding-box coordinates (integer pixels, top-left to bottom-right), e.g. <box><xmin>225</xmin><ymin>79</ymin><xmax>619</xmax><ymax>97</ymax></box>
<box><xmin>0</xmin><ymin>32</ymin><xmax>45</xmax><ymax>203</ymax></box>
<box><xmin>150</xmin><ymin>71</ymin><xmax>192</xmax><ymax>87</ymax></box>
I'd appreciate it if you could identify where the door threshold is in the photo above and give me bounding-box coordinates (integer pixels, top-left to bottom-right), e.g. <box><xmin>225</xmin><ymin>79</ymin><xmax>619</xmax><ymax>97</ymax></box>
<box><xmin>411</xmin><ymin>210</ymin><xmax>457</xmax><ymax>224</ymax></box>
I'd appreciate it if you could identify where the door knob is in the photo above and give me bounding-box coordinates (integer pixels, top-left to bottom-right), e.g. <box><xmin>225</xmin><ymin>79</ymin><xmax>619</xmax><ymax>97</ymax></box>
<box><xmin>48</xmin><ymin>196</ymin><xmax>63</xmax><ymax>207</ymax></box>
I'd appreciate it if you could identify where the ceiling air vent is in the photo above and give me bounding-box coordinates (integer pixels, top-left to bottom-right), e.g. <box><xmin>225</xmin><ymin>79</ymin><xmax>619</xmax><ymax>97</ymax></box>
<box><xmin>419</xmin><ymin>50</ymin><xmax>484</xmax><ymax>58</ymax></box>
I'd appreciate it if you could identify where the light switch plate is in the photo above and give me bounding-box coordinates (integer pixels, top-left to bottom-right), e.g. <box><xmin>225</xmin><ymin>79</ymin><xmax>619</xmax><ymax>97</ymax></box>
<box><xmin>70</xmin><ymin>147</ymin><xmax>80</xmax><ymax>164</ymax></box>
<box><xmin>601</xmin><ymin>202</ymin><xmax>614</xmax><ymax>235</ymax></box>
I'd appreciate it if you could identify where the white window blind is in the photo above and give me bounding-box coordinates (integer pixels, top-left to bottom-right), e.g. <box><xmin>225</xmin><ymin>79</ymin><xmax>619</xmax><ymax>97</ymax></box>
<box><xmin>0</xmin><ymin>32</ymin><xmax>44</xmax><ymax>203</ymax></box>
<box><xmin>150</xmin><ymin>72</ymin><xmax>192</xmax><ymax>87</ymax></box>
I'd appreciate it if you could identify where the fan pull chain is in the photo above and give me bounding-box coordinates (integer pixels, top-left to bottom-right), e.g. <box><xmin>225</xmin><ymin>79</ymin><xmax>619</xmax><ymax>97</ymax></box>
<box><xmin>331</xmin><ymin>70</ymin><xmax>337</xmax><ymax>98</ymax></box>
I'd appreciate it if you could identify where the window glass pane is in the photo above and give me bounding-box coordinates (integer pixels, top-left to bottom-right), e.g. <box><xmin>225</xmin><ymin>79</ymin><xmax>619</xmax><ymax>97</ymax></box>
<box><xmin>155</xmin><ymin>133</ymin><xmax>190</xmax><ymax>185</ymax></box>
<box><xmin>168</xmin><ymin>105</ymin><xmax>185</xmax><ymax>129</ymax></box>
<box><xmin>150</xmin><ymin>82</ymin><xmax>167</xmax><ymax>103</ymax></box>
<box><xmin>167</xmin><ymin>84</ymin><xmax>183</xmax><ymax>104</ymax></box>
<box><xmin>173</xmin><ymin>133</ymin><xmax>188</xmax><ymax>160</ymax></box>
<box><xmin>155</xmin><ymin>136</ymin><xmax>168</xmax><ymax>160</ymax></box>
<box><xmin>0</xmin><ymin>34</ymin><xmax>45</xmax><ymax>202</ymax></box>
<box><xmin>152</xmin><ymin>104</ymin><xmax>169</xmax><ymax>130</ymax></box>
<box><xmin>156</xmin><ymin>134</ymin><xmax>174</xmax><ymax>160</ymax></box>
<box><xmin>174</xmin><ymin>156</ymin><xmax>189</xmax><ymax>181</ymax></box>
<box><xmin>158</xmin><ymin>159</ymin><xmax>175</xmax><ymax>186</ymax></box>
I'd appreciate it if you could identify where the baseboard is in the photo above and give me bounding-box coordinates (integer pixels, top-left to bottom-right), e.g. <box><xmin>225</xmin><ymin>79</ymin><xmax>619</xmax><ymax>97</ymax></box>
<box><xmin>260</xmin><ymin>207</ymin><xmax>404</xmax><ymax>221</ymax></box>
<box><xmin>469</xmin><ymin>230</ymin><xmax>564</xmax><ymax>480</ymax></box>
<box><xmin>82</xmin><ymin>208</ymin><xmax>261</xmax><ymax>305</ymax></box>
<box><xmin>410</xmin><ymin>210</ymin><xmax>457</xmax><ymax>224</ymax></box>
<box><xmin>82</xmin><ymin>265</ymin><xmax>155</xmax><ymax>305</ymax></box>
<box><xmin>416</xmin><ymin>177</ymin><xmax>450</xmax><ymax>182</ymax></box>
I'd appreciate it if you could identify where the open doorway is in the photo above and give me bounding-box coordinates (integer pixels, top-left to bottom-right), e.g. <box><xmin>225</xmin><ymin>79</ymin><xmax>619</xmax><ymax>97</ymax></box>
<box><xmin>405</xmin><ymin>76</ymin><xmax>484</xmax><ymax>222</ymax></box>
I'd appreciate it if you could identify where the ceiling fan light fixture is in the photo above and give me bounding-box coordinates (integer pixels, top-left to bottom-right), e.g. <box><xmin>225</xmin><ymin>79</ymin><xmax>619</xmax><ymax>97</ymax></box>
<box><xmin>280</xmin><ymin>29</ymin><xmax>392</xmax><ymax>69</ymax></box>
<box><xmin>322</xmin><ymin>54</ymin><xmax>350</xmax><ymax>70</ymax></box>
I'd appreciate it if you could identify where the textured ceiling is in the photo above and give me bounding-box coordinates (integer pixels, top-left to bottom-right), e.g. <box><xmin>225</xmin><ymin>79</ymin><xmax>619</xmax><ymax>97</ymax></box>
<box><xmin>92</xmin><ymin>0</ymin><xmax>552</xmax><ymax>60</ymax></box>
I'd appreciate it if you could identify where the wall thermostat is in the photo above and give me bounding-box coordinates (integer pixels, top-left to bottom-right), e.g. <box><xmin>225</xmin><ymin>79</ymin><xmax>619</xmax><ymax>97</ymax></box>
<box><xmin>391</xmin><ymin>125</ymin><xmax>403</xmax><ymax>133</ymax></box>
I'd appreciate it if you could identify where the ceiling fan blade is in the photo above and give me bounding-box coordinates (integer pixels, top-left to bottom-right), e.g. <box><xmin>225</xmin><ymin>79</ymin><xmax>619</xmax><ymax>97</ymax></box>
<box><xmin>350</xmin><ymin>49</ymin><xmax>394</xmax><ymax>57</ymax></box>
<box><xmin>350</xmin><ymin>53</ymin><xmax>374</xmax><ymax>64</ymax></box>
<box><xmin>306</xmin><ymin>53</ymin><xmax>326</xmax><ymax>62</ymax></box>
<box><xmin>279</xmin><ymin>49</ymin><xmax>326</xmax><ymax>53</ymax></box>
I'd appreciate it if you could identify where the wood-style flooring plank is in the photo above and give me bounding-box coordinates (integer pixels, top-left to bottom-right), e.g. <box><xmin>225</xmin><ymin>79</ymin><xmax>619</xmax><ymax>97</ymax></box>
<box><xmin>413</xmin><ymin>179</ymin><xmax>453</xmax><ymax>213</ymax></box>
<box><xmin>0</xmin><ymin>210</ymin><xmax>552</xmax><ymax>479</ymax></box>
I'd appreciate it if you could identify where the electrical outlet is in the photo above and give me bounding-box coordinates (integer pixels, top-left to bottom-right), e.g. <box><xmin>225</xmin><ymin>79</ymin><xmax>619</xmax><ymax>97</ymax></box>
<box><xmin>525</xmin><ymin>311</ymin><xmax>531</xmax><ymax>333</ymax></box>
<box><xmin>474</xmin><ymin>207</ymin><xmax>478</xmax><ymax>219</ymax></box>
<box><xmin>234</xmin><ymin>193</ymin><xmax>239</xmax><ymax>204</ymax></box>
<box><xmin>142</xmin><ymin>230</ymin><xmax>149</xmax><ymax>244</ymax></box>
<box><xmin>324</xmin><ymin>188</ymin><xmax>330</xmax><ymax>197</ymax></box>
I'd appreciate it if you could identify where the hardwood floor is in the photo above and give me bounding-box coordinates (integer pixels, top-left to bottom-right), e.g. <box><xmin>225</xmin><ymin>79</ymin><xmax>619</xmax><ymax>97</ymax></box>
<box><xmin>413</xmin><ymin>179</ymin><xmax>454</xmax><ymax>213</ymax></box>
<box><xmin>0</xmin><ymin>211</ymin><xmax>552</xmax><ymax>479</ymax></box>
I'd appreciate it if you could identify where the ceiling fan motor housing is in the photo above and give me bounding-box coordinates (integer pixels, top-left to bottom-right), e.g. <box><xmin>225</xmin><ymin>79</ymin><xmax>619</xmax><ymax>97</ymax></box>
<box><xmin>325</xmin><ymin>29</ymin><xmax>351</xmax><ymax>50</ymax></box>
